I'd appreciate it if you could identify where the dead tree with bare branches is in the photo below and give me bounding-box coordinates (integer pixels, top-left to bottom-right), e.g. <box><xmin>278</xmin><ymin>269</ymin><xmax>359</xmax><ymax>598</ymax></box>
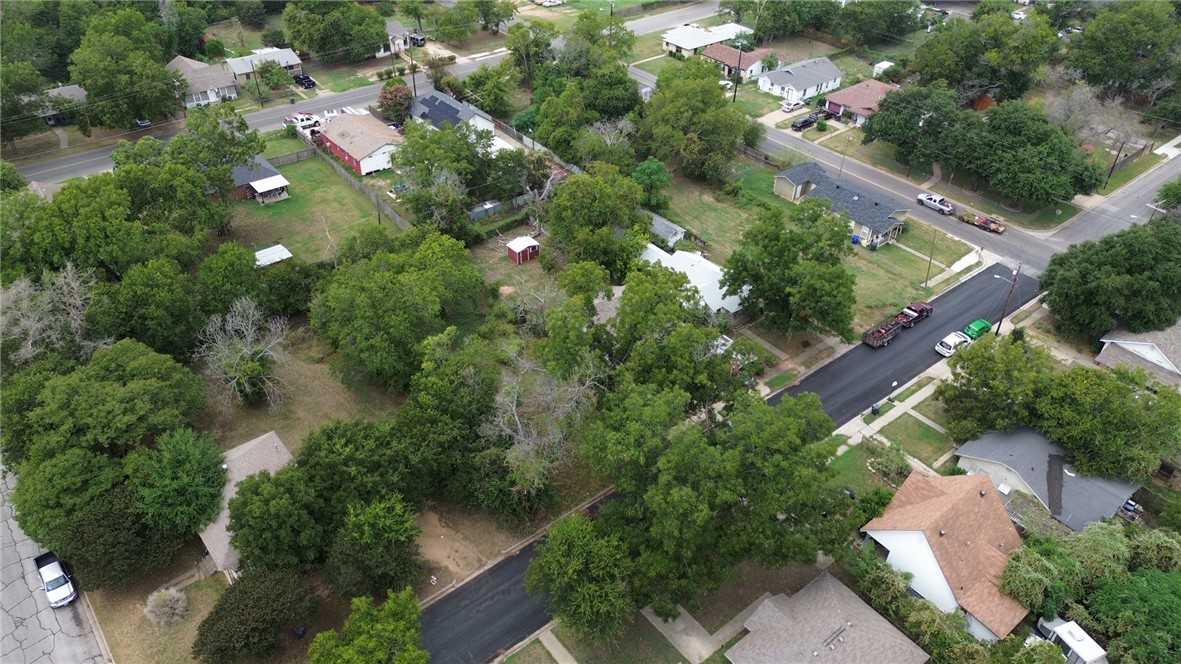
<box><xmin>194</xmin><ymin>296</ymin><xmax>289</xmax><ymax>409</ymax></box>
<box><xmin>0</xmin><ymin>263</ymin><xmax>109</xmax><ymax>366</ymax></box>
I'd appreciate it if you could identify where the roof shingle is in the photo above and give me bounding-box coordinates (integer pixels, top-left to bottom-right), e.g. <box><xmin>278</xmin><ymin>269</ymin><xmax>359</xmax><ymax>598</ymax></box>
<box><xmin>702</xmin><ymin>43</ymin><xmax>774</xmax><ymax>70</ymax></box>
<box><xmin>825</xmin><ymin>79</ymin><xmax>899</xmax><ymax>116</ymax></box>
<box><xmin>321</xmin><ymin>113</ymin><xmax>403</xmax><ymax>160</ymax></box>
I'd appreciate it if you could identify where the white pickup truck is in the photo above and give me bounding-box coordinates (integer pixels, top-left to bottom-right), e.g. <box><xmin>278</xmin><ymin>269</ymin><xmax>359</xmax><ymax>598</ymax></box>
<box><xmin>34</xmin><ymin>552</ymin><xmax>77</xmax><ymax>608</ymax></box>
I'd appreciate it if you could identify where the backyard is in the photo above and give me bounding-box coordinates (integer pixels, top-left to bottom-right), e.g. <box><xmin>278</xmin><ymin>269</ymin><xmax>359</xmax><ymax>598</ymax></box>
<box><xmin>260</xmin><ymin>130</ymin><xmax>308</xmax><ymax>159</ymax></box>
<box><xmin>230</xmin><ymin>157</ymin><xmax>384</xmax><ymax>263</ymax></box>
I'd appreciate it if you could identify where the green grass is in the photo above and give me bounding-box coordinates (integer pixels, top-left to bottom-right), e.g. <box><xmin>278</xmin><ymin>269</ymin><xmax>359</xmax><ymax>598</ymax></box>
<box><xmin>826</xmin><ymin>443</ymin><xmax>889</xmax><ymax>496</ymax></box>
<box><xmin>846</xmin><ymin>243</ymin><xmax>938</xmax><ymax>329</ymax></box>
<box><xmin>760</xmin><ymin>35</ymin><xmax>842</xmax><ymax>64</ymax></box>
<box><xmin>703</xmin><ymin>631</ymin><xmax>748</xmax><ymax>664</ymax></box>
<box><xmin>689</xmin><ymin>561</ymin><xmax>822</xmax><ymax>633</ymax></box>
<box><xmin>636</xmin><ymin>54</ymin><xmax>682</xmax><ymax>77</ymax></box>
<box><xmin>894</xmin><ymin>217</ymin><xmax>974</xmax><ymax>268</ymax></box>
<box><xmin>302</xmin><ymin>62</ymin><xmax>374</xmax><ymax>93</ymax></box>
<box><xmin>231</xmin><ymin>157</ymin><xmax>383</xmax><ymax>263</ymax></box>
<box><xmin>631</xmin><ymin>33</ymin><xmax>668</xmax><ymax>62</ymax></box>
<box><xmin>504</xmin><ymin>639</ymin><xmax>559</xmax><ymax>664</ymax></box>
<box><xmin>912</xmin><ymin>394</ymin><xmax>949</xmax><ymax>429</ymax></box>
<box><xmin>927</xmin><ymin>170</ymin><xmax>1082</xmax><ymax>230</ymax></box>
<box><xmin>261</xmin><ymin>133</ymin><xmax>309</xmax><ymax>159</ymax></box>
<box><xmin>663</xmin><ymin>163</ymin><xmax>791</xmax><ymax>262</ymax></box>
<box><xmin>895</xmin><ymin>376</ymin><xmax>934</xmax><ymax>403</ymax></box>
<box><xmin>880</xmin><ymin>412</ymin><xmax>953</xmax><ymax>468</ymax></box>
<box><xmin>862</xmin><ymin>401</ymin><xmax>895</xmax><ymax>424</ymax></box>
<box><xmin>1099</xmin><ymin>153</ymin><xmax>1164</xmax><ymax>195</ymax></box>
<box><xmin>830</xmin><ymin>53</ymin><xmax>874</xmax><ymax>81</ymax></box>
<box><xmin>732</xmin><ymin>84</ymin><xmax>783</xmax><ymax>118</ymax></box>
<box><xmin>766</xmin><ymin>371</ymin><xmax>799</xmax><ymax>390</ymax></box>
<box><xmin>553</xmin><ymin>615</ymin><xmax>682</xmax><ymax>664</ymax></box>
<box><xmin>836</xmin><ymin>128</ymin><xmax>934</xmax><ymax>183</ymax></box>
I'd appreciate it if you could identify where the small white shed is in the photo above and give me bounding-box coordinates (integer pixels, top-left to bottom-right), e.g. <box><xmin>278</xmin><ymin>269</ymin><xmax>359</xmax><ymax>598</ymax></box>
<box><xmin>255</xmin><ymin>244</ymin><xmax>293</xmax><ymax>267</ymax></box>
<box><xmin>873</xmin><ymin>61</ymin><xmax>896</xmax><ymax>78</ymax></box>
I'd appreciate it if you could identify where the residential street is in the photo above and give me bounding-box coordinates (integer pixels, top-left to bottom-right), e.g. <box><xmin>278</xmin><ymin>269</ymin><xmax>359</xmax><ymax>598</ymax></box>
<box><xmin>767</xmin><ymin>263</ymin><xmax>1041</xmax><ymax>424</ymax></box>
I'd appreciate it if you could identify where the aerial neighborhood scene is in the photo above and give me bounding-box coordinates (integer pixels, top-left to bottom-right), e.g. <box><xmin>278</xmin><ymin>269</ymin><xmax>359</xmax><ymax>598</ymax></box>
<box><xmin>5</xmin><ymin>0</ymin><xmax>1181</xmax><ymax>663</ymax></box>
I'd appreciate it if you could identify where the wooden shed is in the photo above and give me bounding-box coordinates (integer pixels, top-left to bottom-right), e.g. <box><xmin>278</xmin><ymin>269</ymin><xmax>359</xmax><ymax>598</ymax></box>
<box><xmin>506</xmin><ymin>236</ymin><xmax>540</xmax><ymax>265</ymax></box>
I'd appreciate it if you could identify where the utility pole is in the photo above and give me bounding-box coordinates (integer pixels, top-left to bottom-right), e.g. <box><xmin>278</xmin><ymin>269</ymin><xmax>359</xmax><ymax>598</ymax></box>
<box><xmin>996</xmin><ymin>264</ymin><xmax>1022</xmax><ymax>337</ymax></box>
<box><xmin>732</xmin><ymin>44</ymin><xmax>743</xmax><ymax>104</ymax></box>
<box><xmin>408</xmin><ymin>47</ymin><xmax>418</xmax><ymax>97</ymax></box>
<box><xmin>923</xmin><ymin>224</ymin><xmax>938</xmax><ymax>287</ymax></box>
<box><xmin>1103</xmin><ymin>139</ymin><xmax>1127</xmax><ymax>190</ymax></box>
<box><xmin>250</xmin><ymin>58</ymin><xmax>264</xmax><ymax>107</ymax></box>
<box><xmin>837</xmin><ymin>132</ymin><xmax>852</xmax><ymax>180</ymax></box>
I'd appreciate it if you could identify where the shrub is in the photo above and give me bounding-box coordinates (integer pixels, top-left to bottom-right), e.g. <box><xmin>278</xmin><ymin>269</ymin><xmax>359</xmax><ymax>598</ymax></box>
<box><xmin>377</xmin><ymin>70</ymin><xmax>388</xmax><ymax>80</ymax></box>
<box><xmin>144</xmin><ymin>587</ymin><xmax>189</xmax><ymax>627</ymax></box>
<box><xmin>721</xmin><ymin>181</ymin><xmax>742</xmax><ymax>198</ymax></box>
<box><xmin>816</xmin><ymin>118</ymin><xmax>828</xmax><ymax>132</ymax></box>
<box><xmin>204</xmin><ymin>39</ymin><xmax>225</xmax><ymax>59</ymax></box>
<box><xmin>865</xmin><ymin>436</ymin><xmax>911</xmax><ymax>485</ymax></box>
<box><xmin>192</xmin><ymin>569</ymin><xmax>315</xmax><ymax>664</ymax></box>
<box><xmin>396</xmin><ymin>65</ymin><xmax>406</xmax><ymax>75</ymax></box>
<box><xmin>282</xmin><ymin>123</ymin><xmax>298</xmax><ymax>139</ymax></box>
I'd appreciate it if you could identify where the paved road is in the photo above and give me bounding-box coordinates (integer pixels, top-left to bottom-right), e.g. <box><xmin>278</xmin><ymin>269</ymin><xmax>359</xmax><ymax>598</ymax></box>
<box><xmin>1</xmin><ymin>470</ymin><xmax>104</xmax><ymax>664</ymax></box>
<box><xmin>767</xmin><ymin>263</ymin><xmax>1041</xmax><ymax>424</ymax></box>
<box><xmin>421</xmin><ymin>546</ymin><xmax>549</xmax><ymax>664</ymax></box>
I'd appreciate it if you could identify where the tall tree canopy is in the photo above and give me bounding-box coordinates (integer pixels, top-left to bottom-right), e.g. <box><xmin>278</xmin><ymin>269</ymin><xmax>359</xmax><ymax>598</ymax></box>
<box><xmin>1040</xmin><ymin>218</ymin><xmax>1181</xmax><ymax>340</ymax></box>
<box><xmin>283</xmin><ymin>0</ymin><xmax>388</xmax><ymax>61</ymax></box>
<box><xmin>1068</xmin><ymin>1</ymin><xmax>1181</xmax><ymax>95</ymax></box>
<box><xmin>723</xmin><ymin>199</ymin><xmax>856</xmax><ymax>341</ymax></box>
<box><xmin>309</xmin><ymin>589</ymin><xmax>429</xmax><ymax>664</ymax></box>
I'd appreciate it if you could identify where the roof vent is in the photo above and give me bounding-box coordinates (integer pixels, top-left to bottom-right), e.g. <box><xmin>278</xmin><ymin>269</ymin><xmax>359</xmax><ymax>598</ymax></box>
<box><xmin>940</xmin><ymin>530</ymin><xmax>946</xmax><ymax>536</ymax></box>
<box><xmin>980</xmin><ymin>490</ymin><xmax>987</xmax><ymax>497</ymax></box>
<box><xmin>853</xmin><ymin>194</ymin><xmax>859</xmax><ymax>201</ymax></box>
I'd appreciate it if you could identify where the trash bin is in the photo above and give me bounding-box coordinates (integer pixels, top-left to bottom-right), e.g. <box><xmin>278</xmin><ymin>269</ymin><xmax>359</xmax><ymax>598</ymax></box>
<box><xmin>293</xmin><ymin>624</ymin><xmax>307</xmax><ymax>639</ymax></box>
<box><xmin>870</xmin><ymin>403</ymin><xmax>881</xmax><ymax>416</ymax></box>
<box><xmin>851</xmin><ymin>235</ymin><xmax>860</xmax><ymax>244</ymax></box>
<box><xmin>289</xmin><ymin>96</ymin><xmax>296</xmax><ymax>104</ymax></box>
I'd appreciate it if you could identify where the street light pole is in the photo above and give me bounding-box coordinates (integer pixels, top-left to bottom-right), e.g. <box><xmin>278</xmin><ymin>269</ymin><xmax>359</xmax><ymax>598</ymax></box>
<box><xmin>995</xmin><ymin>264</ymin><xmax>1022</xmax><ymax>337</ymax></box>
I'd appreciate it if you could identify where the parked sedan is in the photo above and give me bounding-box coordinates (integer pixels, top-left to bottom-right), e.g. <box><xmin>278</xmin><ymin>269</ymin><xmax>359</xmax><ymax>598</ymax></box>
<box><xmin>935</xmin><ymin>331</ymin><xmax>972</xmax><ymax>357</ymax></box>
<box><xmin>963</xmin><ymin>318</ymin><xmax>992</xmax><ymax>340</ymax></box>
<box><xmin>791</xmin><ymin>115</ymin><xmax>816</xmax><ymax>131</ymax></box>
<box><xmin>917</xmin><ymin>192</ymin><xmax>956</xmax><ymax>215</ymax></box>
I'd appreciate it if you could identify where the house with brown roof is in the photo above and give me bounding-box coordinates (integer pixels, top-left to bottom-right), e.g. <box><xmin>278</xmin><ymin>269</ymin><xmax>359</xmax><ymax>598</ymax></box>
<box><xmin>725</xmin><ymin>572</ymin><xmax>928</xmax><ymax>664</ymax></box>
<box><xmin>320</xmin><ymin>113</ymin><xmax>404</xmax><ymax>175</ymax></box>
<box><xmin>199</xmin><ymin>431</ymin><xmax>293</xmax><ymax>579</ymax></box>
<box><xmin>824</xmin><ymin>80</ymin><xmax>900</xmax><ymax>126</ymax></box>
<box><xmin>702</xmin><ymin>43</ymin><xmax>775</xmax><ymax>82</ymax></box>
<box><xmin>862</xmin><ymin>473</ymin><xmax>1028</xmax><ymax>642</ymax></box>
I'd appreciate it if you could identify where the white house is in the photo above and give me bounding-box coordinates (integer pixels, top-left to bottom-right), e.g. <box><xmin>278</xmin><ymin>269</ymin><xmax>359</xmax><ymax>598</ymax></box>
<box><xmin>661</xmin><ymin>23</ymin><xmax>752</xmax><ymax>56</ymax></box>
<box><xmin>167</xmin><ymin>55</ymin><xmax>238</xmax><ymax>109</ymax></box>
<box><xmin>758</xmin><ymin>57</ymin><xmax>843</xmax><ymax>102</ymax></box>
<box><xmin>640</xmin><ymin>243</ymin><xmax>746</xmax><ymax>315</ymax></box>
<box><xmin>862</xmin><ymin>473</ymin><xmax>1028</xmax><ymax>642</ymax></box>
<box><xmin>225</xmin><ymin>47</ymin><xmax>303</xmax><ymax>87</ymax></box>
<box><xmin>411</xmin><ymin>90</ymin><xmax>495</xmax><ymax>134</ymax></box>
<box><xmin>320</xmin><ymin>113</ymin><xmax>404</xmax><ymax>175</ymax></box>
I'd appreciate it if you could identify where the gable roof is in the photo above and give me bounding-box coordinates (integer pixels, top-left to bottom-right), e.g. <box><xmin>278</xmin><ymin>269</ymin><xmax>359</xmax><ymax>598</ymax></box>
<box><xmin>640</xmin><ymin>243</ymin><xmax>745</xmax><ymax>314</ymax></box>
<box><xmin>231</xmin><ymin>154</ymin><xmax>281</xmax><ymax>188</ymax></box>
<box><xmin>167</xmin><ymin>55</ymin><xmax>235</xmax><ymax>92</ymax></box>
<box><xmin>957</xmin><ymin>429</ymin><xmax>1139</xmax><ymax>532</ymax></box>
<box><xmin>825</xmin><ymin>79</ymin><xmax>899</xmax><ymax>116</ymax></box>
<box><xmin>726</xmin><ymin>572</ymin><xmax>928</xmax><ymax>664</ymax></box>
<box><xmin>199</xmin><ymin>431</ymin><xmax>293</xmax><ymax>571</ymax></box>
<box><xmin>1097</xmin><ymin>321</ymin><xmax>1181</xmax><ymax>386</ymax></box>
<box><xmin>776</xmin><ymin>163</ymin><xmax>907</xmax><ymax>235</ymax></box>
<box><xmin>411</xmin><ymin>91</ymin><xmax>490</xmax><ymax>129</ymax></box>
<box><xmin>321</xmin><ymin>113</ymin><xmax>404</xmax><ymax>160</ymax></box>
<box><xmin>701</xmin><ymin>43</ymin><xmax>774</xmax><ymax>70</ymax></box>
<box><xmin>386</xmin><ymin>19</ymin><xmax>409</xmax><ymax>38</ymax></box>
<box><xmin>863</xmin><ymin>473</ymin><xmax>1028</xmax><ymax>638</ymax></box>
<box><xmin>648</xmin><ymin>211</ymin><xmax>686</xmax><ymax>245</ymax></box>
<box><xmin>662</xmin><ymin>23</ymin><xmax>753</xmax><ymax>51</ymax></box>
<box><xmin>226</xmin><ymin>48</ymin><xmax>301</xmax><ymax>76</ymax></box>
<box><xmin>761</xmin><ymin>57</ymin><xmax>843</xmax><ymax>89</ymax></box>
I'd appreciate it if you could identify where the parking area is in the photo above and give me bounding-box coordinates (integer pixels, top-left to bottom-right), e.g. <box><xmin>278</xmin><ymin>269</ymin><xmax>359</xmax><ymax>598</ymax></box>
<box><xmin>1</xmin><ymin>470</ymin><xmax>105</xmax><ymax>664</ymax></box>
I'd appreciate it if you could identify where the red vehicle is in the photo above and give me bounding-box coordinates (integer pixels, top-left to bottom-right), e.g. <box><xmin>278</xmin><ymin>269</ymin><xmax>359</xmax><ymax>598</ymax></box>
<box><xmin>894</xmin><ymin>302</ymin><xmax>933</xmax><ymax>328</ymax></box>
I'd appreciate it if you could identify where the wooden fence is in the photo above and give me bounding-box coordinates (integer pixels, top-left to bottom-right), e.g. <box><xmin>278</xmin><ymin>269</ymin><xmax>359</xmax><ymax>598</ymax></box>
<box><xmin>310</xmin><ymin>148</ymin><xmax>412</xmax><ymax>229</ymax></box>
<box><xmin>268</xmin><ymin>148</ymin><xmax>316</xmax><ymax>166</ymax></box>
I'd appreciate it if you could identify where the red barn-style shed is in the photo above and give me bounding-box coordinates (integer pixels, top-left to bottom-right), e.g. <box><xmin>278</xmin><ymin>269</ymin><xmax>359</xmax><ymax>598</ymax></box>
<box><xmin>507</xmin><ymin>236</ymin><xmax>540</xmax><ymax>265</ymax></box>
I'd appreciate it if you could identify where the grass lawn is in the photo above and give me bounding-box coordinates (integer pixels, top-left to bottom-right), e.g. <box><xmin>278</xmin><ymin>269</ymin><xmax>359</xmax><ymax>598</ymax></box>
<box><xmin>830</xmin><ymin>53</ymin><xmax>873</xmax><ymax>81</ymax></box>
<box><xmin>732</xmin><ymin>85</ymin><xmax>783</xmax><ymax>118</ymax></box>
<box><xmin>554</xmin><ymin>615</ymin><xmax>682</xmax><ymax>664</ymax></box>
<box><xmin>231</xmin><ymin>157</ymin><xmax>382</xmax><ymax>263</ymax></box>
<box><xmin>89</xmin><ymin>541</ymin><xmax>227</xmax><ymax>664</ymax></box>
<box><xmin>928</xmin><ymin>170</ymin><xmax>1081</xmax><ymax>231</ymax></box>
<box><xmin>205</xmin><ymin>16</ymin><xmax>276</xmax><ymax>55</ymax></box>
<box><xmin>703</xmin><ymin>631</ymin><xmax>748</xmax><ymax>664</ymax></box>
<box><xmin>302</xmin><ymin>62</ymin><xmax>373</xmax><ymax>93</ymax></box>
<box><xmin>1099</xmin><ymin>153</ymin><xmax>1165</xmax><ymax>195</ymax></box>
<box><xmin>261</xmin><ymin>133</ymin><xmax>309</xmax><ymax>159</ymax></box>
<box><xmin>751</xmin><ymin>324</ymin><xmax>823</xmax><ymax>358</ymax></box>
<box><xmin>861</xmin><ymin>401</ymin><xmax>895</xmax><ymax>424</ymax></box>
<box><xmin>895</xmin><ymin>217</ymin><xmax>974</xmax><ymax>268</ymax></box>
<box><xmin>761</xmin><ymin>35</ymin><xmax>841</xmax><ymax>64</ymax></box>
<box><xmin>880</xmin><ymin>412</ymin><xmax>954</xmax><ymax>468</ymax></box>
<box><xmin>632</xmin><ymin>33</ymin><xmax>668</xmax><ymax>62</ymax></box>
<box><xmin>664</xmin><ymin>177</ymin><xmax>753</xmax><ymax>262</ymax></box>
<box><xmin>826</xmin><ymin>443</ymin><xmax>889</xmax><ymax>496</ymax></box>
<box><xmin>504</xmin><ymin>639</ymin><xmax>559</xmax><ymax>664</ymax></box>
<box><xmin>471</xmin><ymin>224</ymin><xmax>551</xmax><ymax>290</ymax></box>
<box><xmin>766</xmin><ymin>370</ymin><xmax>799</xmax><ymax>390</ymax></box>
<box><xmin>913</xmin><ymin>393</ymin><xmax>951</xmax><ymax>428</ymax></box>
<box><xmin>689</xmin><ymin>561</ymin><xmax>822</xmax><ymax>633</ymax></box>
<box><xmin>846</xmin><ymin>243</ymin><xmax>938</xmax><ymax>329</ymax></box>
<box><xmin>636</xmin><ymin>54</ymin><xmax>681</xmax><ymax>77</ymax></box>
<box><xmin>895</xmin><ymin>376</ymin><xmax>934</xmax><ymax>402</ymax></box>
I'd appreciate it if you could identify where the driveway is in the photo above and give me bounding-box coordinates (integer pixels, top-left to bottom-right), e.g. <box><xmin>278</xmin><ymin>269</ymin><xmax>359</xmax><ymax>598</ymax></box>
<box><xmin>768</xmin><ymin>263</ymin><xmax>1041</xmax><ymax>424</ymax></box>
<box><xmin>1</xmin><ymin>471</ymin><xmax>104</xmax><ymax>664</ymax></box>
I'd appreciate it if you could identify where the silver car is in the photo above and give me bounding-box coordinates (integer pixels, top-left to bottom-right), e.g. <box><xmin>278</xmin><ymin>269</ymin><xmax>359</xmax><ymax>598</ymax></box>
<box><xmin>917</xmin><ymin>192</ymin><xmax>956</xmax><ymax>215</ymax></box>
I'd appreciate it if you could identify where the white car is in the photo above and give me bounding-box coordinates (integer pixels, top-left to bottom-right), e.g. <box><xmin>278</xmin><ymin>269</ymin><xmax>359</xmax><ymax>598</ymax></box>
<box><xmin>283</xmin><ymin>113</ymin><xmax>320</xmax><ymax>129</ymax></box>
<box><xmin>917</xmin><ymin>192</ymin><xmax>956</xmax><ymax>215</ymax></box>
<box><xmin>719</xmin><ymin>79</ymin><xmax>734</xmax><ymax>90</ymax></box>
<box><xmin>935</xmin><ymin>331</ymin><xmax>972</xmax><ymax>357</ymax></box>
<box><xmin>1011</xmin><ymin>10</ymin><xmax>1027</xmax><ymax>21</ymax></box>
<box><xmin>541</xmin><ymin>0</ymin><xmax>562</xmax><ymax>6</ymax></box>
<box><xmin>781</xmin><ymin>100</ymin><xmax>806</xmax><ymax>112</ymax></box>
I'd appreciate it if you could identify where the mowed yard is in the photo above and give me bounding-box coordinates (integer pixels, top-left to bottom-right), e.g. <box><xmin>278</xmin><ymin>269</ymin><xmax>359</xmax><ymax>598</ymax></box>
<box><xmin>230</xmin><ymin>157</ymin><xmax>383</xmax><ymax>263</ymax></box>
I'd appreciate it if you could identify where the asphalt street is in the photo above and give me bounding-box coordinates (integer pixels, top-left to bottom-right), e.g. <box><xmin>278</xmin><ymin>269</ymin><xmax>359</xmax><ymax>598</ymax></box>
<box><xmin>420</xmin><ymin>546</ymin><xmax>549</xmax><ymax>664</ymax></box>
<box><xmin>768</xmin><ymin>263</ymin><xmax>1041</xmax><ymax>424</ymax></box>
<box><xmin>1</xmin><ymin>469</ymin><xmax>104</xmax><ymax>664</ymax></box>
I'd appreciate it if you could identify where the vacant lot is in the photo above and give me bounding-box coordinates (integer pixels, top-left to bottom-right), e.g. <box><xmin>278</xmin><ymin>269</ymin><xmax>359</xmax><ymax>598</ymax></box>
<box><xmin>880</xmin><ymin>412</ymin><xmax>954</xmax><ymax>469</ymax></box>
<box><xmin>762</xmin><ymin>35</ymin><xmax>841</xmax><ymax>65</ymax></box>
<box><xmin>505</xmin><ymin>639</ymin><xmax>559</xmax><ymax>664</ymax></box>
<box><xmin>231</xmin><ymin>157</ymin><xmax>381</xmax><ymax>263</ymax></box>
<box><xmin>197</xmin><ymin>327</ymin><xmax>401</xmax><ymax>455</ymax></box>
<box><xmin>664</xmin><ymin>164</ymin><xmax>792</xmax><ymax>262</ymax></box>
<box><xmin>301</xmin><ymin>62</ymin><xmax>374</xmax><ymax>93</ymax></box>
<box><xmin>846</xmin><ymin>243</ymin><xmax>938</xmax><ymax>328</ymax></box>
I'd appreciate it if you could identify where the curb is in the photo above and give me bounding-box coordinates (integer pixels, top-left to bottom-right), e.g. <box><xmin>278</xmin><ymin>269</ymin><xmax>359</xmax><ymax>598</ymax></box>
<box><xmin>80</xmin><ymin>591</ymin><xmax>115</xmax><ymax>664</ymax></box>
<box><xmin>492</xmin><ymin>620</ymin><xmax>559</xmax><ymax>664</ymax></box>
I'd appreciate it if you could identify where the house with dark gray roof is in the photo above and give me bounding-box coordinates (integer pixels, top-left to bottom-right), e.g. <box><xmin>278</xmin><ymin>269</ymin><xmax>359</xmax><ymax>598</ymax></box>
<box><xmin>1096</xmin><ymin>321</ymin><xmax>1180</xmax><ymax>388</ymax></box>
<box><xmin>167</xmin><ymin>55</ymin><xmax>238</xmax><ymax>109</ymax></box>
<box><xmin>774</xmin><ymin>162</ymin><xmax>907</xmax><ymax>246</ymax></box>
<box><xmin>957</xmin><ymin>429</ymin><xmax>1139</xmax><ymax>532</ymax></box>
<box><xmin>758</xmin><ymin>57</ymin><xmax>842</xmax><ymax>103</ymax></box>
<box><xmin>647</xmin><ymin>211</ymin><xmax>685</xmax><ymax>247</ymax></box>
<box><xmin>411</xmin><ymin>91</ymin><xmax>495</xmax><ymax>133</ymax></box>
<box><xmin>230</xmin><ymin>154</ymin><xmax>290</xmax><ymax>203</ymax></box>
<box><xmin>726</xmin><ymin>572</ymin><xmax>928</xmax><ymax>664</ymax></box>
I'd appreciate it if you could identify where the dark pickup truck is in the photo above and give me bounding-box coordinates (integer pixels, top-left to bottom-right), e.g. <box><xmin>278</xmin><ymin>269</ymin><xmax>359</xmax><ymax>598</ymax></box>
<box><xmin>862</xmin><ymin>302</ymin><xmax>934</xmax><ymax>348</ymax></box>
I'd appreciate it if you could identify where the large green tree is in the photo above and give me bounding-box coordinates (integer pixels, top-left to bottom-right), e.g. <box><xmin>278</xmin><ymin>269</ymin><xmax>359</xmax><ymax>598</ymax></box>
<box><xmin>863</xmin><ymin>83</ymin><xmax>962</xmax><ymax>169</ymax></box>
<box><xmin>839</xmin><ymin>0</ymin><xmax>921</xmax><ymax>47</ymax></box>
<box><xmin>64</xmin><ymin>482</ymin><xmax>184</xmax><ymax>589</ymax></box>
<box><xmin>722</xmin><ymin>200</ymin><xmax>856</xmax><ymax>341</ymax></box>
<box><xmin>124</xmin><ymin>428</ymin><xmax>225</xmax><ymax>536</ymax></box>
<box><xmin>1090</xmin><ymin>568</ymin><xmax>1181</xmax><ymax>663</ymax></box>
<box><xmin>547</xmin><ymin>162</ymin><xmax>645</xmax><ymax>278</ymax></box>
<box><xmin>1040</xmin><ymin>218</ymin><xmax>1181</xmax><ymax>340</ymax></box>
<box><xmin>0</xmin><ymin>58</ymin><xmax>46</xmax><ymax>151</ymax></box>
<box><xmin>192</xmin><ymin>569</ymin><xmax>315</xmax><ymax>664</ymax></box>
<box><xmin>229</xmin><ymin>466</ymin><xmax>327</xmax><ymax>571</ymax></box>
<box><xmin>283</xmin><ymin>0</ymin><xmax>388</xmax><ymax>61</ymax></box>
<box><xmin>311</xmin><ymin>232</ymin><xmax>483</xmax><ymax>389</ymax></box>
<box><xmin>90</xmin><ymin>258</ymin><xmax>202</xmax><ymax>360</ymax></box>
<box><xmin>526</xmin><ymin>515</ymin><xmax>634</xmax><ymax>642</ymax></box>
<box><xmin>309</xmin><ymin>589</ymin><xmax>428</xmax><ymax>664</ymax></box>
<box><xmin>195</xmin><ymin>242</ymin><xmax>259</xmax><ymax>317</ymax></box>
<box><xmin>505</xmin><ymin>19</ymin><xmax>557</xmax><ymax>85</ymax></box>
<box><xmin>1068</xmin><ymin>1</ymin><xmax>1181</xmax><ymax>94</ymax></box>
<box><xmin>325</xmin><ymin>495</ymin><xmax>423</xmax><ymax>600</ymax></box>
<box><xmin>168</xmin><ymin>104</ymin><xmax>265</xmax><ymax>233</ymax></box>
<box><xmin>980</xmin><ymin>101</ymin><xmax>1102</xmax><ymax>205</ymax></box>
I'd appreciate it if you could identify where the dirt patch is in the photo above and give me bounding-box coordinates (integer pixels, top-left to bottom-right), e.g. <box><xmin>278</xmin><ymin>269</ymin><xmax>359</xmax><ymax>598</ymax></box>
<box><xmin>499</xmin><ymin>285</ymin><xmax>518</xmax><ymax>297</ymax></box>
<box><xmin>417</xmin><ymin>509</ymin><xmax>487</xmax><ymax>581</ymax></box>
<box><xmin>196</xmin><ymin>326</ymin><xmax>402</xmax><ymax>455</ymax></box>
<box><xmin>689</xmin><ymin>562</ymin><xmax>823</xmax><ymax>633</ymax></box>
